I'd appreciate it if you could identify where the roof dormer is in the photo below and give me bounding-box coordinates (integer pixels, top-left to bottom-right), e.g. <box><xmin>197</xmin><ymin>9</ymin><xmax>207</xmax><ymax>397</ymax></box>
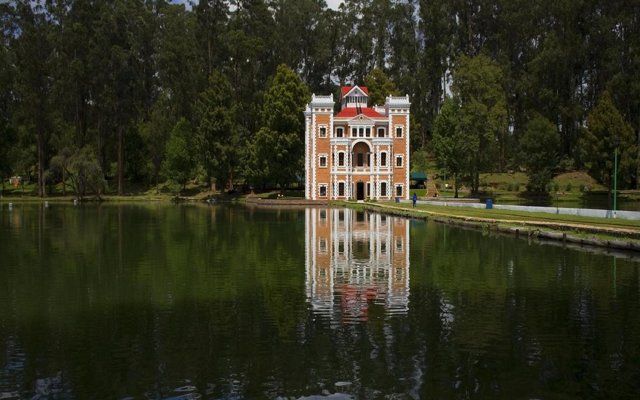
<box><xmin>341</xmin><ymin>86</ymin><xmax>369</xmax><ymax>109</ymax></box>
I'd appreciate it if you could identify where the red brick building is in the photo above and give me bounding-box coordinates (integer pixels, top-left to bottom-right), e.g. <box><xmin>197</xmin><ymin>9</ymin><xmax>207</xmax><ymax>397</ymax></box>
<box><xmin>304</xmin><ymin>86</ymin><xmax>411</xmax><ymax>200</ymax></box>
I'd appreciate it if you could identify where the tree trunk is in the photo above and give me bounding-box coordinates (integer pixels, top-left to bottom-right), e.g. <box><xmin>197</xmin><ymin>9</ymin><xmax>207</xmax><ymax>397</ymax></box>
<box><xmin>208</xmin><ymin>38</ymin><xmax>213</xmax><ymax>76</ymax></box>
<box><xmin>117</xmin><ymin>126</ymin><xmax>124</xmax><ymax>195</ymax></box>
<box><xmin>37</xmin><ymin>128</ymin><xmax>46</xmax><ymax>198</ymax></box>
<box><xmin>62</xmin><ymin>168</ymin><xmax>66</xmax><ymax>196</ymax></box>
<box><xmin>454</xmin><ymin>174</ymin><xmax>459</xmax><ymax>198</ymax></box>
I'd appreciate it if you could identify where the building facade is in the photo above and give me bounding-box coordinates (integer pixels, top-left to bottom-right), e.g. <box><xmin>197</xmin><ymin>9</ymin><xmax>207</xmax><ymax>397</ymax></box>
<box><xmin>304</xmin><ymin>86</ymin><xmax>411</xmax><ymax>200</ymax></box>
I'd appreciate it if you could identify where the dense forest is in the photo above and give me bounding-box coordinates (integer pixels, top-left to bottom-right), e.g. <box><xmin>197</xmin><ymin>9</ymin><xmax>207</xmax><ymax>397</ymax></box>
<box><xmin>0</xmin><ymin>0</ymin><xmax>639</xmax><ymax>198</ymax></box>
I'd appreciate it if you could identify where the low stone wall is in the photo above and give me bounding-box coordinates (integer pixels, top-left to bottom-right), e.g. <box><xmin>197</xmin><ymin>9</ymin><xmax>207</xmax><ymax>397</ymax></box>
<box><xmin>493</xmin><ymin>204</ymin><xmax>640</xmax><ymax>221</ymax></box>
<box><xmin>357</xmin><ymin>202</ymin><xmax>640</xmax><ymax>255</ymax></box>
<box><xmin>245</xmin><ymin>197</ymin><xmax>329</xmax><ymax>206</ymax></box>
<box><xmin>411</xmin><ymin>199</ymin><xmax>640</xmax><ymax>221</ymax></box>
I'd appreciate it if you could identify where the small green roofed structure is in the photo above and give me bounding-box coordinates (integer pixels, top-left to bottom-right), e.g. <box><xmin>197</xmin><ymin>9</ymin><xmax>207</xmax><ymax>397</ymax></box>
<box><xmin>410</xmin><ymin>171</ymin><xmax>427</xmax><ymax>188</ymax></box>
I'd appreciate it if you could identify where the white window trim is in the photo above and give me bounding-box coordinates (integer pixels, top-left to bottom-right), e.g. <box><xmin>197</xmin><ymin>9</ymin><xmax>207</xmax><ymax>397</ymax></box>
<box><xmin>395</xmin><ymin>184</ymin><xmax>404</xmax><ymax>197</ymax></box>
<box><xmin>395</xmin><ymin>154</ymin><xmax>404</xmax><ymax>168</ymax></box>
<box><xmin>380</xmin><ymin>151</ymin><xmax>388</xmax><ymax>167</ymax></box>
<box><xmin>318</xmin><ymin>125</ymin><xmax>327</xmax><ymax>138</ymax></box>
<box><xmin>380</xmin><ymin>180</ymin><xmax>388</xmax><ymax>197</ymax></box>
<box><xmin>319</xmin><ymin>238</ymin><xmax>328</xmax><ymax>253</ymax></box>
<box><xmin>319</xmin><ymin>153</ymin><xmax>328</xmax><ymax>168</ymax></box>
<box><xmin>395</xmin><ymin>125</ymin><xmax>403</xmax><ymax>138</ymax></box>
<box><xmin>335</xmin><ymin>127</ymin><xmax>344</xmax><ymax>137</ymax></box>
<box><xmin>318</xmin><ymin>183</ymin><xmax>328</xmax><ymax>197</ymax></box>
<box><xmin>337</xmin><ymin>180</ymin><xmax>346</xmax><ymax>197</ymax></box>
<box><xmin>377</xmin><ymin>127</ymin><xmax>386</xmax><ymax>137</ymax></box>
<box><xmin>337</xmin><ymin>151</ymin><xmax>346</xmax><ymax>167</ymax></box>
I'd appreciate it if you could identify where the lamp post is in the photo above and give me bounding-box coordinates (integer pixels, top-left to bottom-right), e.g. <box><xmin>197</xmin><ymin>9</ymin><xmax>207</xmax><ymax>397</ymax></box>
<box><xmin>613</xmin><ymin>137</ymin><xmax>619</xmax><ymax>217</ymax></box>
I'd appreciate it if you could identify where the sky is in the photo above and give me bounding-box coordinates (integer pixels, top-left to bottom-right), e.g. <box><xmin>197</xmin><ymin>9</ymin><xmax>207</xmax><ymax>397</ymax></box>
<box><xmin>326</xmin><ymin>0</ymin><xmax>343</xmax><ymax>10</ymax></box>
<box><xmin>173</xmin><ymin>0</ymin><xmax>343</xmax><ymax>11</ymax></box>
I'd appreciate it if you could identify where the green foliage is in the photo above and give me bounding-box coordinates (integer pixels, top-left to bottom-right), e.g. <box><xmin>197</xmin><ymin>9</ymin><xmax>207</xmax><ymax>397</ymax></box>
<box><xmin>2</xmin><ymin>0</ymin><xmax>640</xmax><ymax>194</ymax></box>
<box><xmin>432</xmin><ymin>97</ymin><xmax>468</xmax><ymax>198</ymax></box>
<box><xmin>195</xmin><ymin>71</ymin><xmax>237</xmax><ymax>190</ymax></box>
<box><xmin>51</xmin><ymin>146</ymin><xmax>104</xmax><ymax>200</ymax></box>
<box><xmin>163</xmin><ymin>118</ymin><xmax>195</xmax><ymax>191</ymax></box>
<box><xmin>520</xmin><ymin>114</ymin><xmax>560</xmax><ymax>192</ymax></box>
<box><xmin>452</xmin><ymin>54</ymin><xmax>508</xmax><ymax>190</ymax></box>
<box><xmin>581</xmin><ymin>91</ymin><xmax>638</xmax><ymax>191</ymax></box>
<box><xmin>364</xmin><ymin>68</ymin><xmax>399</xmax><ymax>106</ymax></box>
<box><xmin>247</xmin><ymin>64</ymin><xmax>310</xmax><ymax>187</ymax></box>
<box><xmin>139</xmin><ymin>94</ymin><xmax>175</xmax><ymax>188</ymax></box>
<box><xmin>410</xmin><ymin>149</ymin><xmax>430</xmax><ymax>174</ymax></box>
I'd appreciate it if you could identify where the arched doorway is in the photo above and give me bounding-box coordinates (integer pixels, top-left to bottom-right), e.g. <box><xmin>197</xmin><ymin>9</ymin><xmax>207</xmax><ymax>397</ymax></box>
<box><xmin>352</xmin><ymin>141</ymin><xmax>371</xmax><ymax>169</ymax></box>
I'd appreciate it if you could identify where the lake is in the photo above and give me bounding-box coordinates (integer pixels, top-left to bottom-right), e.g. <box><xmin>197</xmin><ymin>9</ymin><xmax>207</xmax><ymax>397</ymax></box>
<box><xmin>1</xmin><ymin>203</ymin><xmax>639</xmax><ymax>399</ymax></box>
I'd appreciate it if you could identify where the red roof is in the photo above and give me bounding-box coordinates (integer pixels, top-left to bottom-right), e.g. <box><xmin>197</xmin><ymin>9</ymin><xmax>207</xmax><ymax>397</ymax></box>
<box><xmin>335</xmin><ymin>107</ymin><xmax>384</xmax><ymax>118</ymax></box>
<box><xmin>341</xmin><ymin>86</ymin><xmax>369</xmax><ymax>96</ymax></box>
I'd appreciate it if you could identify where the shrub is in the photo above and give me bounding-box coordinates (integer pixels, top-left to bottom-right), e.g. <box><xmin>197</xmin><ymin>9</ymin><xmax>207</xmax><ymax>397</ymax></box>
<box><xmin>507</xmin><ymin>183</ymin><xmax>514</xmax><ymax>191</ymax></box>
<box><xmin>565</xmin><ymin>183</ymin><xmax>572</xmax><ymax>192</ymax></box>
<box><xmin>514</xmin><ymin>183</ymin><xmax>520</xmax><ymax>192</ymax></box>
<box><xmin>553</xmin><ymin>182</ymin><xmax>559</xmax><ymax>192</ymax></box>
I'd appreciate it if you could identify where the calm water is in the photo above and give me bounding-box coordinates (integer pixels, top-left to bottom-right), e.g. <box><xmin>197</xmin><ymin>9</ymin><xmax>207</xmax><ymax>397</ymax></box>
<box><xmin>1</xmin><ymin>203</ymin><xmax>639</xmax><ymax>400</ymax></box>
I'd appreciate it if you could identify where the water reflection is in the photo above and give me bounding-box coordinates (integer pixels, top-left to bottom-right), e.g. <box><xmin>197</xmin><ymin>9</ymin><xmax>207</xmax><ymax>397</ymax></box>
<box><xmin>305</xmin><ymin>208</ymin><xmax>410</xmax><ymax>323</ymax></box>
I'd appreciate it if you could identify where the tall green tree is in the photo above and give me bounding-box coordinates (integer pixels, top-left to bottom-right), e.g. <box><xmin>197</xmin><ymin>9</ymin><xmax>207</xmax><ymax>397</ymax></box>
<box><xmin>194</xmin><ymin>0</ymin><xmax>228</xmax><ymax>78</ymax></box>
<box><xmin>0</xmin><ymin>2</ymin><xmax>16</xmax><ymax>194</ymax></box>
<box><xmin>432</xmin><ymin>97</ymin><xmax>472</xmax><ymax>198</ymax></box>
<box><xmin>520</xmin><ymin>114</ymin><xmax>560</xmax><ymax>192</ymax></box>
<box><xmin>139</xmin><ymin>94</ymin><xmax>175</xmax><ymax>190</ymax></box>
<box><xmin>13</xmin><ymin>1</ymin><xmax>53</xmax><ymax>197</ymax></box>
<box><xmin>452</xmin><ymin>54</ymin><xmax>507</xmax><ymax>192</ymax></box>
<box><xmin>364</xmin><ymin>68</ymin><xmax>399</xmax><ymax>106</ymax></box>
<box><xmin>246</xmin><ymin>64</ymin><xmax>310</xmax><ymax>188</ymax></box>
<box><xmin>163</xmin><ymin>118</ymin><xmax>195</xmax><ymax>192</ymax></box>
<box><xmin>91</xmin><ymin>0</ymin><xmax>151</xmax><ymax>194</ymax></box>
<box><xmin>195</xmin><ymin>71</ymin><xmax>237</xmax><ymax>191</ymax></box>
<box><xmin>155</xmin><ymin>1</ymin><xmax>202</xmax><ymax>121</ymax></box>
<box><xmin>581</xmin><ymin>91</ymin><xmax>638</xmax><ymax>193</ymax></box>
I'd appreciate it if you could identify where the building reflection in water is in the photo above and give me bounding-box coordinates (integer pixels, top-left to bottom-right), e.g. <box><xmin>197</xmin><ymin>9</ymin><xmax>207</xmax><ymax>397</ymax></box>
<box><xmin>305</xmin><ymin>208</ymin><xmax>410</xmax><ymax>322</ymax></box>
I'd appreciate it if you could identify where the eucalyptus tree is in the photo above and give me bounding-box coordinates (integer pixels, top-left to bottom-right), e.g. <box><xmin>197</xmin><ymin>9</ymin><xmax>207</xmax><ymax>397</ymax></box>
<box><xmin>90</xmin><ymin>0</ymin><xmax>153</xmax><ymax>194</ymax></box>
<box><xmin>194</xmin><ymin>0</ymin><xmax>229</xmax><ymax>78</ymax></box>
<box><xmin>155</xmin><ymin>1</ymin><xmax>202</xmax><ymax>121</ymax></box>
<box><xmin>271</xmin><ymin>0</ymin><xmax>334</xmax><ymax>93</ymax></box>
<box><xmin>13</xmin><ymin>1</ymin><xmax>53</xmax><ymax>197</ymax></box>
<box><xmin>0</xmin><ymin>2</ymin><xmax>15</xmax><ymax>193</ymax></box>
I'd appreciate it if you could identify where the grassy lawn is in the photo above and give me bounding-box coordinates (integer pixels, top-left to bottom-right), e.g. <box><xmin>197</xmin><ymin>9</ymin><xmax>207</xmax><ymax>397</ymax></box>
<box><xmin>377</xmin><ymin>201</ymin><xmax>640</xmax><ymax>232</ymax></box>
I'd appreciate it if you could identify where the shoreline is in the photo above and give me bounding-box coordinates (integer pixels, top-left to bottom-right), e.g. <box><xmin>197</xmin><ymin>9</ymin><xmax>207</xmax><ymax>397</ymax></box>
<box><xmin>4</xmin><ymin>196</ymin><xmax>640</xmax><ymax>255</ymax></box>
<box><xmin>342</xmin><ymin>201</ymin><xmax>640</xmax><ymax>254</ymax></box>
